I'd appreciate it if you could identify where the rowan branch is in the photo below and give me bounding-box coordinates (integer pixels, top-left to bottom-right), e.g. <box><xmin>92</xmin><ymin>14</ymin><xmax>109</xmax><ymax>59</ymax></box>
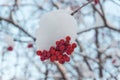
<box><xmin>54</xmin><ymin>62</ymin><xmax>69</xmax><ymax>80</ymax></box>
<box><xmin>71</xmin><ymin>0</ymin><xmax>94</xmax><ymax>15</ymax></box>
<box><xmin>92</xmin><ymin>3</ymin><xmax>120</xmax><ymax>33</ymax></box>
<box><xmin>77</xmin><ymin>26</ymin><xmax>104</xmax><ymax>34</ymax></box>
<box><xmin>0</xmin><ymin>17</ymin><xmax>36</xmax><ymax>41</ymax></box>
<box><xmin>95</xmin><ymin>29</ymin><xmax>103</xmax><ymax>78</ymax></box>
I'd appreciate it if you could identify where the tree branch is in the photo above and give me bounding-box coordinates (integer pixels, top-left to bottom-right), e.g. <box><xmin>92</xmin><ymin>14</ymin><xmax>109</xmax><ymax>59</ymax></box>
<box><xmin>55</xmin><ymin>62</ymin><xmax>69</xmax><ymax>80</ymax></box>
<box><xmin>0</xmin><ymin>17</ymin><xmax>36</xmax><ymax>41</ymax></box>
<box><xmin>92</xmin><ymin>3</ymin><xmax>120</xmax><ymax>33</ymax></box>
<box><xmin>77</xmin><ymin>26</ymin><xmax>104</xmax><ymax>34</ymax></box>
<box><xmin>95</xmin><ymin>29</ymin><xmax>103</xmax><ymax>78</ymax></box>
<box><xmin>71</xmin><ymin>0</ymin><xmax>94</xmax><ymax>15</ymax></box>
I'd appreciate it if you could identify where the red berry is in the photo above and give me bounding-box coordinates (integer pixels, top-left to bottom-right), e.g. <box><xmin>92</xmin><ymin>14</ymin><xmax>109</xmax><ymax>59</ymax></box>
<box><xmin>65</xmin><ymin>56</ymin><xmax>70</xmax><ymax>62</ymax></box>
<box><xmin>66</xmin><ymin>44</ymin><xmax>71</xmax><ymax>49</ymax></box>
<box><xmin>60</xmin><ymin>39</ymin><xmax>65</xmax><ymax>44</ymax></box>
<box><xmin>40</xmin><ymin>57</ymin><xmax>45</xmax><ymax>61</ymax></box>
<box><xmin>7</xmin><ymin>46</ymin><xmax>13</xmax><ymax>51</ymax></box>
<box><xmin>50</xmin><ymin>55</ymin><xmax>56</xmax><ymax>62</ymax></box>
<box><xmin>59</xmin><ymin>59</ymin><xmax>65</xmax><ymax>64</ymax></box>
<box><xmin>63</xmin><ymin>54</ymin><xmax>67</xmax><ymax>58</ymax></box>
<box><xmin>112</xmin><ymin>59</ymin><xmax>116</xmax><ymax>64</ymax></box>
<box><xmin>43</xmin><ymin>50</ymin><xmax>48</xmax><ymax>56</ymax></box>
<box><xmin>56</xmin><ymin>41</ymin><xmax>60</xmax><ymax>45</ymax></box>
<box><xmin>66</xmin><ymin>46</ymin><xmax>73</xmax><ymax>55</ymax></box>
<box><xmin>49</xmin><ymin>47</ymin><xmax>55</xmax><ymax>54</ymax></box>
<box><xmin>94</xmin><ymin>0</ymin><xmax>99</xmax><ymax>5</ymax></box>
<box><xmin>59</xmin><ymin>45</ymin><xmax>65</xmax><ymax>51</ymax></box>
<box><xmin>58</xmin><ymin>55</ymin><xmax>63</xmax><ymax>59</ymax></box>
<box><xmin>36</xmin><ymin>50</ymin><xmax>42</xmax><ymax>56</ymax></box>
<box><xmin>43</xmin><ymin>50</ymin><xmax>47</xmax><ymax>53</ymax></box>
<box><xmin>66</xmin><ymin>36</ymin><xmax>71</xmax><ymax>42</ymax></box>
<box><xmin>27</xmin><ymin>43</ymin><xmax>33</xmax><ymax>48</ymax></box>
<box><xmin>44</xmin><ymin>56</ymin><xmax>49</xmax><ymax>59</ymax></box>
<box><xmin>72</xmin><ymin>43</ymin><xmax>77</xmax><ymax>48</ymax></box>
<box><xmin>55</xmin><ymin>51</ymin><xmax>61</xmax><ymax>56</ymax></box>
<box><xmin>46</xmin><ymin>52</ymin><xmax>51</xmax><ymax>58</ymax></box>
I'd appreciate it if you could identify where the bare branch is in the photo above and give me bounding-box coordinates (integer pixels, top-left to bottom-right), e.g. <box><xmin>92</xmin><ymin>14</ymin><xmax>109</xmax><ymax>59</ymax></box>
<box><xmin>111</xmin><ymin>0</ymin><xmax>120</xmax><ymax>7</ymax></box>
<box><xmin>51</xmin><ymin>0</ymin><xmax>60</xmax><ymax>9</ymax></box>
<box><xmin>92</xmin><ymin>3</ymin><xmax>120</xmax><ymax>33</ymax></box>
<box><xmin>95</xmin><ymin>29</ymin><xmax>103</xmax><ymax>78</ymax></box>
<box><xmin>77</xmin><ymin>26</ymin><xmax>104</xmax><ymax>34</ymax></box>
<box><xmin>71</xmin><ymin>0</ymin><xmax>94</xmax><ymax>15</ymax></box>
<box><xmin>55</xmin><ymin>62</ymin><xmax>69</xmax><ymax>80</ymax></box>
<box><xmin>0</xmin><ymin>17</ymin><xmax>36</xmax><ymax>41</ymax></box>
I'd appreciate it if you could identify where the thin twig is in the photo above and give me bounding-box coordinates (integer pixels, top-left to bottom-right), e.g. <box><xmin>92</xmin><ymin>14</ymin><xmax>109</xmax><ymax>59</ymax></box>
<box><xmin>77</xmin><ymin>26</ymin><xmax>104</xmax><ymax>34</ymax></box>
<box><xmin>0</xmin><ymin>17</ymin><xmax>36</xmax><ymax>41</ymax></box>
<box><xmin>92</xmin><ymin>3</ymin><xmax>120</xmax><ymax>33</ymax></box>
<box><xmin>95</xmin><ymin>29</ymin><xmax>103</xmax><ymax>78</ymax></box>
<box><xmin>71</xmin><ymin>0</ymin><xmax>94</xmax><ymax>15</ymax></box>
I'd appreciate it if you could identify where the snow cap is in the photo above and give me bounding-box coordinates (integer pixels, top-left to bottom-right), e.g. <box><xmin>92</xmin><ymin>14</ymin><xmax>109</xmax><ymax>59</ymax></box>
<box><xmin>35</xmin><ymin>9</ymin><xmax>77</xmax><ymax>50</ymax></box>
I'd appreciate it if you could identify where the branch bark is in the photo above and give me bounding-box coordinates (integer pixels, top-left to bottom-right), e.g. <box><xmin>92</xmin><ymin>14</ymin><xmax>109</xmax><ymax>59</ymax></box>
<box><xmin>95</xmin><ymin>29</ymin><xmax>103</xmax><ymax>78</ymax></box>
<box><xmin>0</xmin><ymin>17</ymin><xmax>36</xmax><ymax>41</ymax></box>
<box><xmin>71</xmin><ymin>0</ymin><xmax>94</xmax><ymax>15</ymax></box>
<box><xmin>77</xmin><ymin>26</ymin><xmax>104</xmax><ymax>34</ymax></box>
<box><xmin>55</xmin><ymin>62</ymin><xmax>69</xmax><ymax>80</ymax></box>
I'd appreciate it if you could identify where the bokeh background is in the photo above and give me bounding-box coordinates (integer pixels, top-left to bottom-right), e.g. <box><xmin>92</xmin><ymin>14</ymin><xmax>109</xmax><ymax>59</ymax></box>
<box><xmin>0</xmin><ymin>0</ymin><xmax>120</xmax><ymax>80</ymax></box>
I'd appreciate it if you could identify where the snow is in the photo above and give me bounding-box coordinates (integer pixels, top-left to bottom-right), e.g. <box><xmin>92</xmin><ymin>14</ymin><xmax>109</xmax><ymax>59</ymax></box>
<box><xmin>95</xmin><ymin>12</ymin><xmax>104</xmax><ymax>27</ymax></box>
<box><xmin>35</xmin><ymin>9</ymin><xmax>78</xmax><ymax>50</ymax></box>
<box><xmin>4</xmin><ymin>34</ymin><xmax>15</xmax><ymax>46</ymax></box>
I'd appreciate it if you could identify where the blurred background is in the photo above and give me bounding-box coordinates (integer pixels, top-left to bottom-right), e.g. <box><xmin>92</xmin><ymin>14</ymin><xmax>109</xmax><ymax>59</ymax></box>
<box><xmin>0</xmin><ymin>0</ymin><xmax>120</xmax><ymax>80</ymax></box>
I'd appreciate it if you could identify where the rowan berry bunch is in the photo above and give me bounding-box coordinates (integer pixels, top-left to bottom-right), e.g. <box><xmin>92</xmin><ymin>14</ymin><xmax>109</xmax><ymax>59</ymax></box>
<box><xmin>36</xmin><ymin>36</ymin><xmax>77</xmax><ymax>64</ymax></box>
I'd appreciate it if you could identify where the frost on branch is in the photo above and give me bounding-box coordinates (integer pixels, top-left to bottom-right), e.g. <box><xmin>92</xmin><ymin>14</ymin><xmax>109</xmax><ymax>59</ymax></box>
<box><xmin>35</xmin><ymin>10</ymin><xmax>78</xmax><ymax>63</ymax></box>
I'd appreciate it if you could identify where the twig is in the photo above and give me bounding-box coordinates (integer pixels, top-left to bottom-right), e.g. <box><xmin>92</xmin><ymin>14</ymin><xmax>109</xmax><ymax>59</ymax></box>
<box><xmin>92</xmin><ymin>3</ymin><xmax>120</xmax><ymax>33</ymax></box>
<box><xmin>111</xmin><ymin>0</ymin><xmax>120</xmax><ymax>7</ymax></box>
<box><xmin>71</xmin><ymin>0</ymin><xmax>94</xmax><ymax>15</ymax></box>
<box><xmin>54</xmin><ymin>62</ymin><xmax>69</xmax><ymax>80</ymax></box>
<box><xmin>0</xmin><ymin>17</ymin><xmax>36</xmax><ymax>41</ymax></box>
<box><xmin>95</xmin><ymin>29</ymin><xmax>103</xmax><ymax>78</ymax></box>
<box><xmin>77</xmin><ymin>26</ymin><xmax>104</xmax><ymax>34</ymax></box>
<box><xmin>51</xmin><ymin>0</ymin><xmax>60</xmax><ymax>9</ymax></box>
<box><xmin>76</xmin><ymin>39</ymin><xmax>94</xmax><ymax>71</ymax></box>
<box><xmin>45</xmin><ymin>65</ymin><xmax>49</xmax><ymax>80</ymax></box>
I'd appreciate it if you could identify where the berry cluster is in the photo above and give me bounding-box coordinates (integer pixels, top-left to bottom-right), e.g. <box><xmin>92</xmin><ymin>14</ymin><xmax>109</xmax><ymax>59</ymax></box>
<box><xmin>36</xmin><ymin>36</ymin><xmax>77</xmax><ymax>64</ymax></box>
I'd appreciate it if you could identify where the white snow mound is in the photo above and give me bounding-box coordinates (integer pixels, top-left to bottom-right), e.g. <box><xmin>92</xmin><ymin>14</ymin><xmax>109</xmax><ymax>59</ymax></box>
<box><xmin>35</xmin><ymin>10</ymin><xmax>77</xmax><ymax>50</ymax></box>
